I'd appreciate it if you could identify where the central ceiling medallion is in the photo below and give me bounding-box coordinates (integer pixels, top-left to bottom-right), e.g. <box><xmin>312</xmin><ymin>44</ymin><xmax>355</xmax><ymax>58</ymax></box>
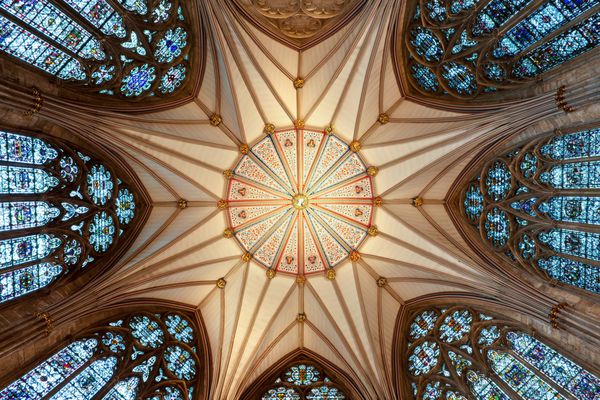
<box><xmin>225</xmin><ymin>128</ymin><xmax>377</xmax><ymax>276</ymax></box>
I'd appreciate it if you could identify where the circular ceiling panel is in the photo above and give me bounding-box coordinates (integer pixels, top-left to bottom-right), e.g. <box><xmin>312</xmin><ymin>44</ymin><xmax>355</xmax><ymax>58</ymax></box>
<box><xmin>225</xmin><ymin>128</ymin><xmax>377</xmax><ymax>276</ymax></box>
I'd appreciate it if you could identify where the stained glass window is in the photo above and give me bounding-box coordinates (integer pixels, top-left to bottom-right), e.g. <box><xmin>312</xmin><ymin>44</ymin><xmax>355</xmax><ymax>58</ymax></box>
<box><xmin>404</xmin><ymin>0</ymin><xmax>600</xmax><ymax>98</ymax></box>
<box><xmin>0</xmin><ymin>312</ymin><xmax>202</xmax><ymax>400</ymax></box>
<box><xmin>0</xmin><ymin>0</ymin><xmax>191</xmax><ymax>100</ymax></box>
<box><xmin>0</xmin><ymin>129</ymin><xmax>138</xmax><ymax>303</ymax></box>
<box><xmin>405</xmin><ymin>306</ymin><xmax>600</xmax><ymax>399</ymax></box>
<box><xmin>260</xmin><ymin>363</ymin><xmax>347</xmax><ymax>400</ymax></box>
<box><xmin>462</xmin><ymin>124</ymin><xmax>600</xmax><ymax>294</ymax></box>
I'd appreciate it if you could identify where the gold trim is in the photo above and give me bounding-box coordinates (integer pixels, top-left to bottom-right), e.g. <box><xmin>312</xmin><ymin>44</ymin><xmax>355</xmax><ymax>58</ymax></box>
<box><xmin>242</xmin><ymin>252</ymin><xmax>253</xmax><ymax>262</ymax></box>
<box><xmin>367</xmin><ymin>166</ymin><xmax>379</xmax><ymax>177</ymax></box>
<box><xmin>294</xmin><ymin>77</ymin><xmax>305</xmax><ymax>89</ymax></box>
<box><xmin>377</xmin><ymin>113</ymin><xmax>389</xmax><ymax>125</ymax></box>
<box><xmin>210</xmin><ymin>113</ymin><xmax>223</xmax><ymax>126</ymax></box>
<box><xmin>376</xmin><ymin>277</ymin><xmax>387</xmax><ymax>287</ymax></box>
<box><xmin>266</xmin><ymin>269</ymin><xmax>276</xmax><ymax>279</ymax></box>
<box><xmin>223</xmin><ymin>228</ymin><xmax>234</xmax><ymax>238</ymax></box>
<box><xmin>23</xmin><ymin>88</ymin><xmax>44</xmax><ymax>116</ymax></box>
<box><xmin>217</xmin><ymin>199</ymin><xmax>228</xmax><ymax>209</ymax></box>
<box><xmin>177</xmin><ymin>199</ymin><xmax>188</xmax><ymax>209</ymax></box>
<box><xmin>349</xmin><ymin>251</ymin><xmax>361</xmax><ymax>262</ymax></box>
<box><xmin>216</xmin><ymin>278</ymin><xmax>227</xmax><ymax>289</ymax></box>
<box><xmin>368</xmin><ymin>225</ymin><xmax>379</xmax><ymax>237</ymax></box>
<box><xmin>326</xmin><ymin>269</ymin><xmax>336</xmax><ymax>280</ymax></box>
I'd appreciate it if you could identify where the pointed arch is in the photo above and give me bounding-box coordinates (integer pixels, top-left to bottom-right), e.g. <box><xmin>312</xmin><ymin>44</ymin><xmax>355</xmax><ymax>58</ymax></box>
<box><xmin>447</xmin><ymin>120</ymin><xmax>600</xmax><ymax>298</ymax></box>
<box><xmin>393</xmin><ymin>0</ymin><xmax>600</xmax><ymax>108</ymax></box>
<box><xmin>393</xmin><ymin>297</ymin><xmax>600</xmax><ymax>400</ymax></box>
<box><xmin>239</xmin><ymin>349</ymin><xmax>365</xmax><ymax>400</ymax></box>
<box><xmin>0</xmin><ymin>122</ymin><xmax>150</xmax><ymax>314</ymax></box>
<box><xmin>0</xmin><ymin>0</ymin><xmax>205</xmax><ymax>112</ymax></box>
<box><xmin>0</xmin><ymin>304</ymin><xmax>211</xmax><ymax>400</ymax></box>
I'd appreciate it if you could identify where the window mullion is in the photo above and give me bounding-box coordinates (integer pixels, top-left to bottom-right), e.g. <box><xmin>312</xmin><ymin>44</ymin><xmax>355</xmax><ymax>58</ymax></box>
<box><xmin>512</xmin><ymin>4</ymin><xmax>600</xmax><ymax>61</ymax></box>
<box><xmin>508</xmin><ymin>348</ymin><xmax>578</xmax><ymax>400</ymax></box>
<box><xmin>0</xmin><ymin>7</ymin><xmax>86</xmax><ymax>67</ymax></box>
<box><xmin>42</xmin><ymin>355</ymin><xmax>97</xmax><ymax>399</ymax></box>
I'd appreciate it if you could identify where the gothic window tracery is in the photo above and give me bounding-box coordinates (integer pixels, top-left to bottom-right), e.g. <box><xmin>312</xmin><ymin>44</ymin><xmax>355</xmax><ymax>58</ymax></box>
<box><xmin>0</xmin><ymin>312</ymin><xmax>203</xmax><ymax>399</ymax></box>
<box><xmin>0</xmin><ymin>128</ymin><xmax>141</xmax><ymax>304</ymax></box>
<box><xmin>403</xmin><ymin>0</ymin><xmax>600</xmax><ymax>99</ymax></box>
<box><xmin>260</xmin><ymin>363</ymin><xmax>347</xmax><ymax>400</ymax></box>
<box><xmin>0</xmin><ymin>0</ymin><xmax>192</xmax><ymax>100</ymax></box>
<box><xmin>405</xmin><ymin>306</ymin><xmax>600</xmax><ymax>400</ymax></box>
<box><xmin>461</xmin><ymin>123</ymin><xmax>600</xmax><ymax>294</ymax></box>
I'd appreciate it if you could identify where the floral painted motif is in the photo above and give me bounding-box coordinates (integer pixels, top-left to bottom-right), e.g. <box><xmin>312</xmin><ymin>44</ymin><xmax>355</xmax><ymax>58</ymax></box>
<box><xmin>227</xmin><ymin>129</ymin><xmax>377</xmax><ymax>275</ymax></box>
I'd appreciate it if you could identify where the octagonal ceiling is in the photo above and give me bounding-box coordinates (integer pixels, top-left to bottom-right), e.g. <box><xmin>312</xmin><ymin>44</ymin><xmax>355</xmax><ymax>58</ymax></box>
<box><xmin>73</xmin><ymin>0</ymin><xmax>551</xmax><ymax>398</ymax></box>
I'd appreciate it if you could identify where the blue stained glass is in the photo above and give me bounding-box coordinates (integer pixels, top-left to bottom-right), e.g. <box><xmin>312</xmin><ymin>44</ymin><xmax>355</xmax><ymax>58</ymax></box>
<box><xmin>409</xmin><ymin>310</ymin><xmax>438</xmax><ymax>340</ymax></box>
<box><xmin>542</xmin><ymin>197</ymin><xmax>600</xmax><ymax>225</ymax></box>
<box><xmin>155</xmin><ymin>27</ymin><xmax>187</xmax><ymax>63</ymax></box>
<box><xmin>510</xmin><ymin>198</ymin><xmax>537</xmax><ymax>217</ymax></box>
<box><xmin>62</xmin><ymin>0</ymin><xmax>126</xmax><ymax>38</ymax></box>
<box><xmin>164</xmin><ymin>345</ymin><xmax>196</xmax><ymax>381</ymax></box>
<box><xmin>411</xmin><ymin>63</ymin><xmax>439</xmax><ymax>92</ymax></box>
<box><xmin>87</xmin><ymin>164</ymin><xmax>113</xmax><ymax>205</ymax></box>
<box><xmin>422</xmin><ymin>381</ymin><xmax>442</xmax><ymax>400</ymax></box>
<box><xmin>101</xmin><ymin>376</ymin><xmax>140</xmax><ymax>400</ymax></box>
<box><xmin>159</xmin><ymin>64</ymin><xmax>186</xmax><ymax>94</ymax></box>
<box><xmin>0</xmin><ymin>339</ymin><xmax>97</xmax><ymax>400</ymax></box>
<box><xmin>409</xmin><ymin>341</ymin><xmax>440</xmax><ymax>376</ymax></box>
<box><xmin>478</xmin><ymin>325</ymin><xmax>501</xmax><ymax>346</ymax></box>
<box><xmin>485</xmin><ymin>160</ymin><xmax>512</xmax><ymax>200</ymax></box>
<box><xmin>541</xmin><ymin>128</ymin><xmax>600</xmax><ymax>160</ymax></box>
<box><xmin>410</xmin><ymin>27</ymin><xmax>443</xmax><ymax>62</ymax></box>
<box><xmin>153</xmin><ymin>1</ymin><xmax>173</xmax><ymax>23</ymax></box>
<box><xmin>102</xmin><ymin>332</ymin><xmax>126</xmax><ymax>353</ymax></box>
<box><xmin>0</xmin><ymin>0</ymin><xmax>105</xmax><ymax>60</ymax></box>
<box><xmin>50</xmin><ymin>357</ymin><xmax>117</xmax><ymax>400</ymax></box>
<box><xmin>121</xmin><ymin>64</ymin><xmax>156</xmax><ymax>96</ymax></box>
<box><xmin>466</xmin><ymin>370</ymin><xmax>510</xmax><ymax>400</ymax></box>
<box><xmin>0</xmin><ymin>262</ymin><xmax>63</xmax><ymax>302</ymax></box>
<box><xmin>452</xmin><ymin>30</ymin><xmax>478</xmax><ymax>54</ymax></box>
<box><xmin>439</xmin><ymin>310</ymin><xmax>472</xmax><ymax>342</ymax></box>
<box><xmin>537</xmin><ymin>256</ymin><xmax>600</xmax><ymax>293</ymax></box>
<box><xmin>132</xmin><ymin>356</ymin><xmax>156</xmax><ymax>382</ymax></box>
<box><xmin>484</xmin><ymin>63</ymin><xmax>506</xmax><ymax>82</ymax></box>
<box><xmin>0</xmin><ymin>201</ymin><xmax>60</xmax><ymax>231</ymax></box>
<box><xmin>425</xmin><ymin>0</ymin><xmax>447</xmax><ymax>22</ymax></box>
<box><xmin>64</xmin><ymin>239</ymin><xmax>83</xmax><ymax>266</ymax></box>
<box><xmin>92</xmin><ymin>65</ymin><xmax>115</xmax><ymax>85</ymax></box>
<box><xmin>448</xmin><ymin>351</ymin><xmax>471</xmax><ymax>375</ymax></box>
<box><xmin>464</xmin><ymin>183</ymin><xmax>484</xmax><ymax>222</ymax></box>
<box><xmin>121</xmin><ymin>32</ymin><xmax>146</xmax><ymax>56</ymax></box>
<box><xmin>0</xmin><ymin>16</ymin><xmax>86</xmax><ymax>81</ymax></box>
<box><xmin>0</xmin><ymin>234</ymin><xmax>61</xmax><ymax>269</ymax></box>
<box><xmin>117</xmin><ymin>0</ymin><xmax>148</xmax><ymax>15</ymax></box>
<box><xmin>514</xmin><ymin>14</ymin><xmax>600</xmax><ymax>78</ymax></box>
<box><xmin>0</xmin><ymin>166</ymin><xmax>59</xmax><ymax>194</ymax></box>
<box><xmin>539</xmin><ymin>228</ymin><xmax>600</xmax><ymax>261</ymax></box>
<box><xmin>165</xmin><ymin>314</ymin><xmax>194</xmax><ymax>343</ymax></box>
<box><xmin>307</xmin><ymin>386</ymin><xmax>345</xmax><ymax>399</ymax></box>
<box><xmin>441</xmin><ymin>63</ymin><xmax>477</xmax><ymax>96</ymax></box>
<box><xmin>61</xmin><ymin>202</ymin><xmax>89</xmax><ymax>222</ymax></box>
<box><xmin>518</xmin><ymin>234</ymin><xmax>536</xmax><ymax>259</ymax></box>
<box><xmin>484</xmin><ymin>208</ymin><xmax>511</xmax><ymax>247</ymax></box>
<box><xmin>286</xmin><ymin>365</ymin><xmax>319</xmax><ymax>385</ymax></box>
<box><xmin>507</xmin><ymin>331</ymin><xmax>600</xmax><ymax>400</ymax></box>
<box><xmin>129</xmin><ymin>315</ymin><xmax>164</xmax><ymax>348</ymax></box>
<box><xmin>450</xmin><ymin>0</ymin><xmax>478</xmax><ymax>14</ymax></box>
<box><xmin>88</xmin><ymin>212</ymin><xmax>115</xmax><ymax>253</ymax></box>
<box><xmin>0</xmin><ymin>131</ymin><xmax>58</xmax><ymax>164</ymax></box>
<box><xmin>519</xmin><ymin>152</ymin><xmax>538</xmax><ymax>178</ymax></box>
<box><xmin>540</xmin><ymin>161</ymin><xmax>600</xmax><ymax>189</ymax></box>
<box><xmin>116</xmin><ymin>188</ymin><xmax>135</xmax><ymax>225</ymax></box>
<box><xmin>487</xmin><ymin>350</ymin><xmax>564</xmax><ymax>399</ymax></box>
<box><xmin>262</xmin><ymin>387</ymin><xmax>301</xmax><ymax>400</ymax></box>
<box><xmin>447</xmin><ymin>392</ymin><xmax>467</xmax><ymax>400</ymax></box>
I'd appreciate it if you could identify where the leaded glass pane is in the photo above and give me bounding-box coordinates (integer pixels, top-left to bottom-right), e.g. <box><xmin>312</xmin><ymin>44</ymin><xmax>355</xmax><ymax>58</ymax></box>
<box><xmin>462</xmin><ymin>125</ymin><xmax>600</xmax><ymax>294</ymax></box>
<box><xmin>260</xmin><ymin>362</ymin><xmax>347</xmax><ymax>400</ymax></box>
<box><xmin>0</xmin><ymin>130</ymin><xmax>139</xmax><ymax>303</ymax></box>
<box><xmin>0</xmin><ymin>313</ymin><xmax>201</xmax><ymax>399</ymax></box>
<box><xmin>406</xmin><ymin>307</ymin><xmax>600</xmax><ymax>400</ymax></box>
<box><xmin>405</xmin><ymin>0</ymin><xmax>600</xmax><ymax>98</ymax></box>
<box><xmin>0</xmin><ymin>0</ymin><xmax>192</xmax><ymax>100</ymax></box>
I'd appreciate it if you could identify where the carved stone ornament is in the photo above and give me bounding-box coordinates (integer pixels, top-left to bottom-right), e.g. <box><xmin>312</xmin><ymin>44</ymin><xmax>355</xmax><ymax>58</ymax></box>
<box><xmin>235</xmin><ymin>0</ymin><xmax>364</xmax><ymax>47</ymax></box>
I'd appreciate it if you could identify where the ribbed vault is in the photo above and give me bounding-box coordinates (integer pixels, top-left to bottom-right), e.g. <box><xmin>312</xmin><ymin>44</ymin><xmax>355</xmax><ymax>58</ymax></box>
<box><xmin>3</xmin><ymin>0</ymin><xmax>600</xmax><ymax>399</ymax></box>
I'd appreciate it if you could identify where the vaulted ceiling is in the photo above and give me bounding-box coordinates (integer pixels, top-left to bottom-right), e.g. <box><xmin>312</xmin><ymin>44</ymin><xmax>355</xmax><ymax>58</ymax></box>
<box><xmin>68</xmin><ymin>1</ymin><xmax>576</xmax><ymax>398</ymax></box>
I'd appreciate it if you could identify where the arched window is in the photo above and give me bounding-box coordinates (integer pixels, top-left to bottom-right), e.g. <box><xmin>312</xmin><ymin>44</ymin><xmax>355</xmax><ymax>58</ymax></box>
<box><xmin>0</xmin><ymin>128</ymin><xmax>144</xmax><ymax>304</ymax></box>
<box><xmin>404</xmin><ymin>305</ymin><xmax>600</xmax><ymax>399</ymax></box>
<box><xmin>0</xmin><ymin>0</ymin><xmax>193</xmax><ymax>100</ymax></box>
<box><xmin>402</xmin><ymin>0</ymin><xmax>600</xmax><ymax>99</ymax></box>
<box><xmin>460</xmin><ymin>123</ymin><xmax>600</xmax><ymax>295</ymax></box>
<box><xmin>0</xmin><ymin>311</ymin><xmax>204</xmax><ymax>399</ymax></box>
<box><xmin>260</xmin><ymin>363</ymin><xmax>347</xmax><ymax>400</ymax></box>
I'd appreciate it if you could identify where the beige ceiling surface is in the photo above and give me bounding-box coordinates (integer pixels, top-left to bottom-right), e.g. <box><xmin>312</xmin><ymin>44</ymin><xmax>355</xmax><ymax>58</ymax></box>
<box><xmin>91</xmin><ymin>1</ymin><xmax>505</xmax><ymax>398</ymax></box>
